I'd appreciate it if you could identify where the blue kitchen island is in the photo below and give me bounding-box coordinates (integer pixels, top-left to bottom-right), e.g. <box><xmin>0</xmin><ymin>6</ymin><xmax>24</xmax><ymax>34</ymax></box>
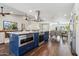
<box><xmin>8</xmin><ymin>31</ymin><xmax>49</xmax><ymax>56</ymax></box>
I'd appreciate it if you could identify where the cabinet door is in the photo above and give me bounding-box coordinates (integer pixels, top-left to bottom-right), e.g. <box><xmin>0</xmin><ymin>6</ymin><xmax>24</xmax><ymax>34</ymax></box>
<box><xmin>0</xmin><ymin>32</ymin><xmax>5</xmax><ymax>44</ymax></box>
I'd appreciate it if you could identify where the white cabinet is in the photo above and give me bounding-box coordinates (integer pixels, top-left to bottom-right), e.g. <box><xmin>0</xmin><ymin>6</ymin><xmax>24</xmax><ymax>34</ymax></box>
<box><xmin>0</xmin><ymin>32</ymin><xmax>5</xmax><ymax>44</ymax></box>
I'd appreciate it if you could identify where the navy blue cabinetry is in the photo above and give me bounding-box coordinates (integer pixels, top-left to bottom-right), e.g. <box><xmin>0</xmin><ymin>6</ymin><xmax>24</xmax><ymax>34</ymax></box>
<box><xmin>19</xmin><ymin>42</ymin><xmax>34</xmax><ymax>56</ymax></box>
<box><xmin>44</xmin><ymin>31</ymin><xmax>49</xmax><ymax>42</ymax></box>
<box><xmin>9</xmin><ymin>34</ymin><xmax>19</xmax><ymax>56</ymax></box>
<box><xmin>9</xmin><ymin>31</ymin><xmax>49</xmax><ymax>56</ymax></box>
<box><xmin>9</xmin><ymin>32</ymin><xmax>39</xmax><ymax>56</ymax></box>
<box><xmin>33</xmin><ymin>32</ymin><xmax>39</xmax><ymax>48</ymax></box>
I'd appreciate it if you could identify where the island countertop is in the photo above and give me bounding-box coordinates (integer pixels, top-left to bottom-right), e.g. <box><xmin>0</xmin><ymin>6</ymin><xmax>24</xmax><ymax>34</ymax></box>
<box><xmin>7</xmin><ymin>30</ymin><xmax>49</xmax><ymax>35</ymax></box>
<box><xmin>7</xmin><ymin>31</ymin><xmax>38</xmax><ymax>35</ymax></box>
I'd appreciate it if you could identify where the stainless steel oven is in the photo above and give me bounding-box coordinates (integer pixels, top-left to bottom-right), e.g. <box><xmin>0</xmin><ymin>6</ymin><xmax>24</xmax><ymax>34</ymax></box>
<box><xmin>19</xmin><ymin>33</ymin><xmax>33</xmax><ymax>47</ymax></box>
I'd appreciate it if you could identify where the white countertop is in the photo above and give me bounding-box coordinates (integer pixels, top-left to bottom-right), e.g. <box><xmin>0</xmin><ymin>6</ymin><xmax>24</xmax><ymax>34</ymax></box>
<box><xmin>7</xmin><ymin>30</ymin><xmax>49</xmax><ymax>35</ymax></box>
<box><xmin>7</xmin><ymin>31</ymin><xmax>38</xmax><ymax>35</ymax></box>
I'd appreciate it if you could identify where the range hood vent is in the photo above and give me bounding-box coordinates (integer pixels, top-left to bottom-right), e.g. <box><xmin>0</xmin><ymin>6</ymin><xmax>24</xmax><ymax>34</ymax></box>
<box><xmin>35</xmin><ymin>10</ymin><xmax>43</xmax><ymax>22</ymax></box>
<box><xmin>25</xmin><ymin>10</ymin><xmax>43</xmax><ymax>22</ymax></box>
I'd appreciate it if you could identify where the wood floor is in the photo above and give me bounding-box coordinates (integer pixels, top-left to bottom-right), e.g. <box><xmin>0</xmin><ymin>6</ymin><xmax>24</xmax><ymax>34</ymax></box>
<box><xmin>0</xmin><ymin>39</ymin><xmax>72</xmax><ymax>56</ymax></box>
<box><xmin>24</xmin><ymin>40</ymin><xmax>72</xmax><ymax>56</ymax></box>
<box><xmin>0</xmin><ymin>35</ymin><xmax>72</xmax><ymax>56</ymax></box>
<box><xmin>0</xmin><ymin>43</ymin><xmax>9</xmax><ymax>56</ymax></box>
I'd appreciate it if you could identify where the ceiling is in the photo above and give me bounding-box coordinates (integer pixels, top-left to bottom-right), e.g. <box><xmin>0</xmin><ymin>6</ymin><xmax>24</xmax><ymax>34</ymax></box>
<box><xmin>0</xmin><ymin>3</ymin><xmax>26</xmax><ymax>16</ymax></box>
<box><xmin>0</xmin><ymin>3</ymin><xmax>74</xmax><ymax>22</ymax></box>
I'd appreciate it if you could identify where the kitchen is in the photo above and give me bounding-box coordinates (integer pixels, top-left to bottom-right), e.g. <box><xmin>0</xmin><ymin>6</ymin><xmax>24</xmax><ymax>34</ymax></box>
<box><xmin>0</xmin><ymin>3</ymin><xmax>79</xmax><ymax>56</ymax></box>
<box><xmin>0</xmin><ymin>3</ymin><xmax>50</xmax><ymax>56</ymax></box>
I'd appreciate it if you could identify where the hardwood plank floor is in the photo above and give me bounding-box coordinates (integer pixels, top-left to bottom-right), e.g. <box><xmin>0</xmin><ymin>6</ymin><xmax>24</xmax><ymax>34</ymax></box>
<box><xmin>0</xmin><ymin>38</ymin><xmax>72</xmax><ymax>56</ymax></box>
<box><xmin>24</xmin><ymin>40</ymin><xmax>72</xmax><ymax>56</ymax></box>
<box><xmin>0</xmin><ymin>43</ymin><xmax>9</xmax><ymax>56</ymax></box>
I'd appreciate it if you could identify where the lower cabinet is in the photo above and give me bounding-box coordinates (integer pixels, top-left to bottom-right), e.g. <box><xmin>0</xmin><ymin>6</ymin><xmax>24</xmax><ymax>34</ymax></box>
<box><xmin>0</xmin><ymin>32</ymin><xmax>5</xmax><ymax>44</ymax></box>
<box><xmin>9</xmin><ymin>32</ymin><xmax>49</xmax><ymax>56</ymax></box>
<box><xmin>44</xmin><ymin>32</ymin><xmax>49</xmax><ymax>42</ymax></box>
<box><xmin>19</xmin><ymin>42</ymin><xmax>34</xmax><ymax>56</ymax></box>
<box><xmin>9</xmin><ymin>33</ymin><xmax>39</xmax><ymax>56</ymax></box>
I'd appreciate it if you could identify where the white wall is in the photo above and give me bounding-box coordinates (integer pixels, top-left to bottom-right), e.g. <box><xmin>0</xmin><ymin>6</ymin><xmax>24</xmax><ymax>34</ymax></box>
<box><xmin>25</xmin><ymin>21</ymin><xmax>40</xmax><ymax>31</ymax></box>
<box><xmin>72</xmin><ymin>3</ymin><xmax>79</xmax><ymax>55</ymax></box>
<box><xmin>0</xmin><ymin>15</ymin><xmax>40</xmax><ymax>31</ymax></box>
<box><xmin>0</xmin><ymin>15</ymin><xmax>40</xmax><ymax>43</ymax></box>
<box><xmin>0</xmin><ymin>15</ymin><xmax>43</xmax><ymax>43</ymax></box>
<box><xmin>75</xmin><ymin>4</ymin><xmax>79</xmax><ymax>56</ymax></box>
<box><xmin>49</xmin><ymin>23</ymin><xmax>57</xmax><ymax>31</ymax></box>
<box><xmin>49</xmin><ymin>17</ymin><xmax>69</xmax><ymax>31</ymax></box>
<box><xmin>0</xmin><ymin>15</ymin><xmax>26</xmax><ymax>30</ymax></box>
<box><xmin>76</xmin><ymin>22</ymin><xmax>79</xmax><ymax>55</ymax></box>
<box><xmin>0</xmin><ymin>15</ymin><xmax>27</xmax><ymax>43</ymax></box>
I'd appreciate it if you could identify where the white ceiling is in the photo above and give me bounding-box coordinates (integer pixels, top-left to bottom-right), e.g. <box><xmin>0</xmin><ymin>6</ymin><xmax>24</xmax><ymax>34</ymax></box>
<box><xmin>0</xmin><ymin>3</ymin><xmax>26</xmax><ymax>16</ymax></box>
<box><xmin>1</xmin><ymin>3</ymin><xmax>74</xmax><ymax>21</ymax></box>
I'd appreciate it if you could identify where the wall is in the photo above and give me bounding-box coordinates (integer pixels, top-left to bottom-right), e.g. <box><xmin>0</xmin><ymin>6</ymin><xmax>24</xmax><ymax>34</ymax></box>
<box><xmin>76</xmin><ymin>20</ymin><xmax>79</xmax><ymax>55</ymax></box>
<box><xmin>72</xmin><ymin>3</ymin><xmax>79</xmax><ymax>55</ymax></box>
<box><xmin>0</xmin><ymin>15</ymin><xmax>40</xmax><ymax>31</ymax></box>
<box><xmin>0</xmin><ymin>15</ymin><xmax>40</xmax><ymax>43</ymax></box>
<box><xmin>0</xmin><ymin>15</ymin><xmax>27</xmax><ymax>43</ymax></box>
<box><xmin>49</xmin><ymin>17</ymin><xmax>69</xmax><ymax>31</ymax></box>
<box><xmin>25</xmin><ymin>21</ymin><xmax>40</xmax><ymax>31</ymax></box>
<box><xmin>0</xmin><ymin>15</ymin><xmax>26</xmax><ymax>30</ymax></box>
<box><xmin>74</xmin><ymin>4</ymin><xmax>79</xmax><ymax>56</ymax></box>
<box><xmin>49</xmin><ymin>23</ymin><xmax>58</xmax><ymax>31</ymax></box>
